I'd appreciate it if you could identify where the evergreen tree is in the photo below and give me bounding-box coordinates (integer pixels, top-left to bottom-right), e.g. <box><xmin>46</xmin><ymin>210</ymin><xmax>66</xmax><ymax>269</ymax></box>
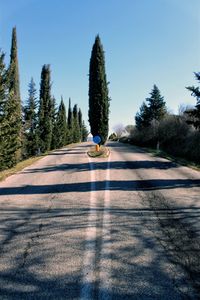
<box><xmin>72</xmin><ymin>104</ymin><xmax>81</xmax><ymax>142</ymax></box>
<box><xmin>67</xmin><ymin>97</ymin><xmax>73</xmax><ymax>129</ymax></box>
<box><xmin>7</xmin><ymin>26</ymin><xmax>22</xmax><ymax>162</ymax></box>
<box><xmin>88</xmin><ymin>35</ymin><xmax>110</xmax><ymax>145</ymax></box>
<box><xmin>0</xmin><ymin>51</ymin><xmax>8</xmax><ymax>169</ymax></box>
<box><xmin>81</xmin><ymin>121</ymin><xmax>89</xmax><ymax>142</ymax></box>
<box><xmin>51</xmin><ymin>96</ymin><xmax>58</xmax><ymax>149</ymax></box>
<box><xmin>135</xmin><ymin>85</ymin><xmax>166</xmax><ymax>130</ymax></box>
<box><xmin>78</xmin><ymin>108</ymin><xmax>83</xmax><ymax>140</ymax></box>
<box><xmin>23</xmin><ymin>78</ymin><xmax>38</xmax><ymax>157</ymax></box>
<box><xmin>186</xmin><ymin>72</ymin><xmax>200</xmax><ymax>130</ymax></box>
<box><xmin>67</xmin><ymin>97</ymin><xmax>73</xmax><ymax>144</ymax></box>
<box><xmin>2</xmin><ymin>90</ymin><xmax>21</xmax><ymax>168</ymax></box>
<box><xmin>54</xmin><ymin>97</ymin><xmax>67</xmax><ymax>148</ymax></box>
<box><xmin>0</xmin><ymin>50</ymin><xmax>20</xmax><ymax>169</ymax></box>
<box><xmin>38</xmin><ymin>64</ymin><xmax>52</xmax><ymax>152</ymax></box>
<box><xmin>135</xmin><ymin>102</ymin><xmax>151</xmax><ymax>129</ymax></box>
<box><xmin>146</xmin><ymin>84</ymin><xmax>166</xmax><ymax>121</ymax></box>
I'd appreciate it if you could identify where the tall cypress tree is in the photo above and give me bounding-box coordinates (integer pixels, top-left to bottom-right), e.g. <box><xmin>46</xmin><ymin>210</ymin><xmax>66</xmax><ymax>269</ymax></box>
<box><xmin>88</xmin><ymin>35</ymin><xmax>110</xmax><ymax>145</ymax></box>
<box><xmin>23</xmin><ymin>78</ymin><xmax>38</xmax><ymax>157</ymax></box>
<box><xmin>67</xmin><ymin>97</ymin><xmax>73</xmax><ymax>144</ymax></box>
<box><xmin>67</xmin><ymin>98</ymin><xmax>73</xmax><ymax>129</ymax></box>
<box><xmin>54</xmin><ymin>97</ymin><xmax>67</xmax><ymax>148</ymax></box>
<box><xmin>38</xmin><ymin>64</ymin><xmax>52</xmax><ymax>152</ymax></box>
<box><xmin>0</xmin><ymin>51</ymin><xmax>8</xmax><ymax>169</ymax></box>
<box><xmin>8</xmin><ymin>27</ymin><xmax>22</xmax><ymax>161</ymax></box>
<box><xmin>72</xmin><ymin>104</ymin><xmax>81</xmax><ymax>142</ymax></box>
<box><xmin>51</xmin><ymin>96</ymin><xmax>58</xmax><ymax>149</ymax></box>
<box><xmin>78</xmin><ymin>108</ymin><xmax>82</xmax><ymax>141</ymax></box>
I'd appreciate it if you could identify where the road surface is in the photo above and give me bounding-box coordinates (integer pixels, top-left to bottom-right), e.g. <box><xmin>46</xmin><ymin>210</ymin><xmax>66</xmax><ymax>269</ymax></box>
<box><xmin>0</xmin><ymin>142</ymin><xmax>199</xmax><ymax>299</ymax></box>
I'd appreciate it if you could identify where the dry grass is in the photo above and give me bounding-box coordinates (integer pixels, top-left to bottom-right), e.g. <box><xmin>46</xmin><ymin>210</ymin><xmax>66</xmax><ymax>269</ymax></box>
<box><xmin>0</xmin><ymin>156</ymin><xmax>44</xmax><ymax>182</ymax></box>
<box><xmin>0</xmin><ymin>143</ymin><xmax>80</xmax><ymax>182</ymax></box>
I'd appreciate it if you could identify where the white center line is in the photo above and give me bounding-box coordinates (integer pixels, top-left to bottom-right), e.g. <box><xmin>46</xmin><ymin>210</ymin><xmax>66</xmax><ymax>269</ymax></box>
<box><xmin>80</xmin><ymin>157</ymin><xmax>97</xmax><ymax>300</ymax></box>
<box><xmin>99</xmin><ymin>153</ymin><xmax>112</xmax><ymax>300</ymax></box>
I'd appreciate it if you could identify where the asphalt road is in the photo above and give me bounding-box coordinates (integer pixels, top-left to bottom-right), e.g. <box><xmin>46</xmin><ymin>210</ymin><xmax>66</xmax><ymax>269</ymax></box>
<box><xmin>0</xmin><ymin>142</ymin><xmax>199</xmax><ymax>299</ymax></box>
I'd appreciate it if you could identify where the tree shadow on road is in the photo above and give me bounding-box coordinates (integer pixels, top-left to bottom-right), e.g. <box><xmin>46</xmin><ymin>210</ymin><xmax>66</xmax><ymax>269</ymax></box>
<box><xmin>1</xmin><ymin>178</ymin><xmax>200</xmax><ymax>196</ymax></box>
<box><xmin>1</xmin><ymin>204</ymin><xmax>199</xmax><ymax>299</ymax></box>
<box><xmin>21</xmin><ymin>160</ymin><xmax>178</xmax><ymax>174</ymax></box>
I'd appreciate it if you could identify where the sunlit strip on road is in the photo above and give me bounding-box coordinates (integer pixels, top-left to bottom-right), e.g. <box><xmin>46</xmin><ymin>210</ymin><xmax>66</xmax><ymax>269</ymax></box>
<box><xmin>80</xmin><ymin>157</ymin><xmax>97</xmax><ymax>300</ymax></box>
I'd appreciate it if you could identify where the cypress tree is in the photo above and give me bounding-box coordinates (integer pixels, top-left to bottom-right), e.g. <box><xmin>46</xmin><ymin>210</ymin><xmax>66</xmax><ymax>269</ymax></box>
<box><xmin>0</xmin><ymin>51</ymin><xmax>8</xmax><ymax>169</ymax></box>
<box><xmin>72</xmin><ymin>104</ymin><xmax>81</xmax><ymax>142</ymax></box>
<box><xmin>23</xmin><ymin>78</ymin><xmax>38</xmax><ymax>157</ymax></box>
<box><xmin>38</xmin><ymin>64</ymin><xmax>52</xmax><ymax>152</ymax></box>
<box><xmin>186</xmin><ymin>72</ymin><xmax>200</xmax><ymax>130</ymax></box>
<box><xmin>54</xmin><ymin>97</ymin><xmax>67</xmax><ymax>148</ymax></box>
<box><xmin>67</xmin><ymin>98</ymin><xmax>73</xmax><ymax>129</ymax></box>
<box><xmin>51</xmin><ymin>96</ymin><xmax>58</xmax><ymax>149</ymax></box>
<box><xmin>8</xmin><ymin>26</ymin><xmax>22</xmax><ymax>162</ymax></box>
<box><xmin>78</xmin><ymin>108</ymin><xmax>83</xmax><ymax>140</ymax></box>
<box><xmin>81</xmin><ymin>121</ymin><xmax>89</xmax><ymax>142</ymax></box>
<box><xmin>88</xmin><ymin>35</ymin><xmax>110</xmax><ymax>145</ymax></box>
<box><xmin>67</xmin><ymin>97</ymin><xmax>73</xmax><ymax>144</ymax></box>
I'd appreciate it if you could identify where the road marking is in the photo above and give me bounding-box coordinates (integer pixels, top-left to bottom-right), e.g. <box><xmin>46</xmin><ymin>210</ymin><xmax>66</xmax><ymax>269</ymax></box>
<box><xmin>81</xmin><ymin>153</ymin><xmax>112</xmax><ymax>300</ymax></box>
<box><xmin>99</xmin><ymin>154</ymin><xmax>112</xmax><ymax>300</ymax></box>
<box><xmin>80</xmin><ymin>157</ymin><xmax>97</xmax><ymax>300</ymax></box>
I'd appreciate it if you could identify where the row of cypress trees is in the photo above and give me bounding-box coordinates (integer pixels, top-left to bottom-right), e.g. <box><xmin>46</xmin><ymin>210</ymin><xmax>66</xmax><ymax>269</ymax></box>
<box><xmin>0</xmin><ymin>27</ymin><xmax>22</xmax><ymax>170</ymax></box>
<box><xmin>0</xmin><ymin>27</ymin><xmax>88</xmax><ymax>171</ymax></box>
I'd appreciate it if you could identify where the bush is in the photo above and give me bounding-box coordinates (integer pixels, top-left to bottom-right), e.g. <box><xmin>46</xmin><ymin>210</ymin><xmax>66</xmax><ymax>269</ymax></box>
<box><xmin>130</xmin><ymin>114</ymin><xmax>200</xmax><ymax>164</ymax></box>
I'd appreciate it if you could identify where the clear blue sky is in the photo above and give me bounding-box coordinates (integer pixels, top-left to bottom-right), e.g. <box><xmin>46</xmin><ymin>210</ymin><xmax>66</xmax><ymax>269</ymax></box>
<box><xmin>0</xmin><ymin>0</ymin><xmax>199</xmax><ymax>132</ymax></box>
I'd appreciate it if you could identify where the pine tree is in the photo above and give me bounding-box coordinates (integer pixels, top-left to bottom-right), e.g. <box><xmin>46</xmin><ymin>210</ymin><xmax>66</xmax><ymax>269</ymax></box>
<box><xmin>135</xmin><ymin>85</ymin><xmax>166</xmax><ymax>130</ymax></box>
<box><xmin>186</xmin><ymin>72</ymin><xmax>200</xmax><ymax>130</ymax></box>
<box><xmin>7</xmin><ymin>26</ymin><xmax>22</xmax><ymax>162</ymax></box>
<box><xmin>146</xmin><ymin>85</ymin><xmax>166</xmax><ymax>121</ymax></box>
<box><xmin>54</xmin><ymin>97</ymin><xmax>67</xmax><ymax>148</ymax></box>
<box><xmin>72</xmin><ymin>104</ymin><xmax>81</xmax><ymax>142</ymax></box>
<box><xmin>88</xmin><ymin>35</ymin><xmax>110</xmax><ymax>145</ymax></box>
<box><xmin>38</xmin><ymin>64</ymin><xmax>52</xmax><ymax>152</ymax></box>
<box><xmin>23</xmin><ymin>78</ymin><xmax>38</xmax><ymax>157</ymax></box>
<box><xmin>135</xmin><ymin>102</ymin><xmax>151</xmax><ymax>129</ymax></box>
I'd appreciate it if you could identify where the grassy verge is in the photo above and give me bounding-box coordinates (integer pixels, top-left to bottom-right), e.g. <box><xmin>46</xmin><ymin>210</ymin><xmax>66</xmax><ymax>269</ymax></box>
<box><xmin>140</xmin><ymin>146</ymin><xmax>200</xmax><ymax>171</ymax></box>
<box><xmin>0</xmin><ymin>155</ymin><xmax>45</xmax><ymax>182</ymax></box>
<box><xmin>118</xmin><ymin>139</ymin><xmax>200</xmax><ymax>171</ymax></box>
<box><xmin>0</xmin><ymin>143</ymin><xmax>80</xmax><ymax>182</ymax></box>
<box><xmin>87</xmin><ymin>145</ymin><xmax>110</xmax><ymax>158</ymax></box>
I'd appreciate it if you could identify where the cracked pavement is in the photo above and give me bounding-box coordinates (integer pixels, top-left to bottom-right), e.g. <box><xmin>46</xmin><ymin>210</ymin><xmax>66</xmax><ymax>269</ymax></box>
<box><xmin>0</xmin><ymin>142</ymin><xmax>199</xmax><ymax>299</ymax></box>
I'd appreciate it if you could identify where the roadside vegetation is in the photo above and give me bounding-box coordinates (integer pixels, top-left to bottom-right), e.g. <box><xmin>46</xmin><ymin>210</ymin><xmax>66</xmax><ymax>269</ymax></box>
<box><xmin>110</xmin><ymin>74</ymin><xmax>200</xmax><ymax>166</ymax></box>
